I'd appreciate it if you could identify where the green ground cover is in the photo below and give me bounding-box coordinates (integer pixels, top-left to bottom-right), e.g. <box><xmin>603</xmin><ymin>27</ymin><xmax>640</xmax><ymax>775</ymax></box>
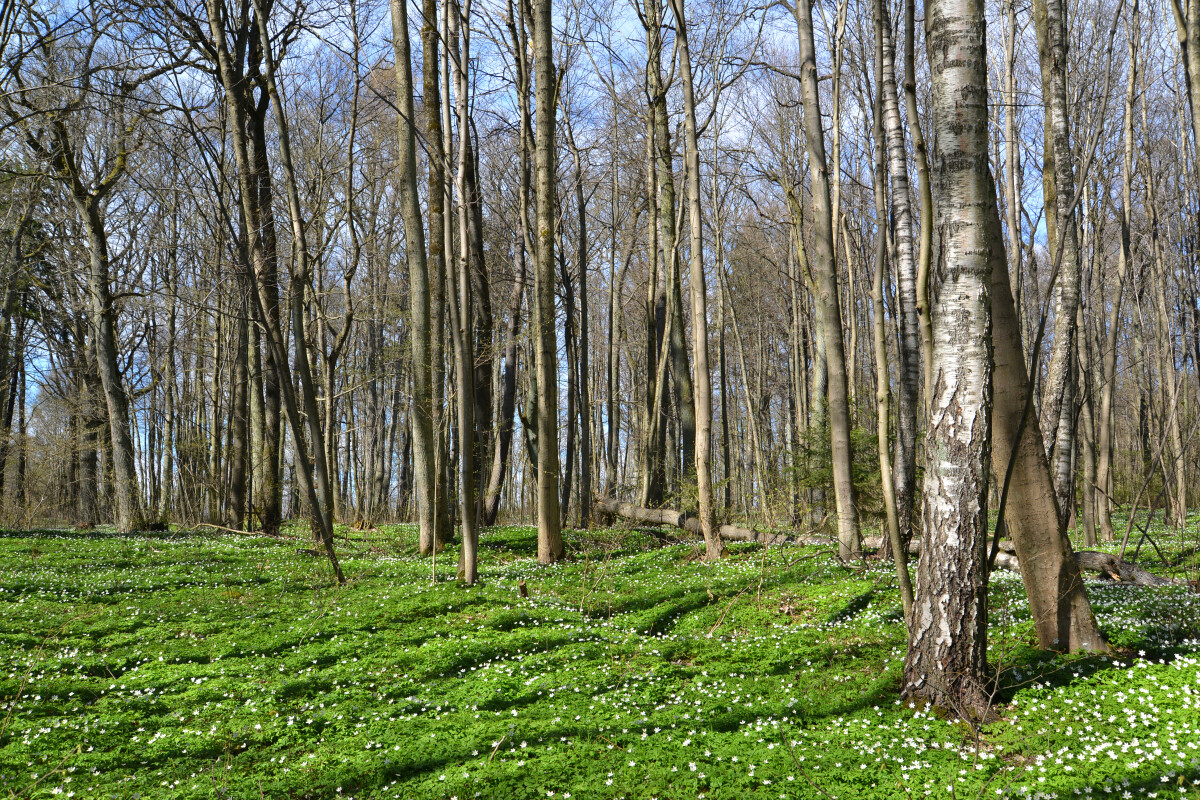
<box><xmin>1</xmin><ymin>519</ymin><xmax>1199</xmax><ymax>799</ymax></box>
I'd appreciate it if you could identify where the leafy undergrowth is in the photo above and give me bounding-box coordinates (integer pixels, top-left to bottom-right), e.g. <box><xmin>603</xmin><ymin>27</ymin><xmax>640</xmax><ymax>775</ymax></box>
<box><xmin>1</xmin><ymin>516</ymin><xmax>1198</xmax><ymax>799</ymax></box>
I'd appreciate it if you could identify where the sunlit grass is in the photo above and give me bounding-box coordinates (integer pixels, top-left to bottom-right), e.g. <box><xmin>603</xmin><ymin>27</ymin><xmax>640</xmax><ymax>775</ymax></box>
<box><xmin>0</xmin><ymin>514</ymin><xmax>1197</xmax><ymax>798</ymax></box>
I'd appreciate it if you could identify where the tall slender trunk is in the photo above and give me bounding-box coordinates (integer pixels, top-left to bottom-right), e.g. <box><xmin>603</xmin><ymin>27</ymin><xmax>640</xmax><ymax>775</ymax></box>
<box><xmin>793</xmin><ymin>0</ymin><xmax>860</xmax><ymax>559</ymax></box>
<box><xmin>904</xmin><ymin>0</ymin><xmax>935</xmax><ymax>408</ymax></box>
<box><xmin>533</xmin><ymin>0</ymin><xmax>564</xmax><ymax>561</ymax></box>
<box><xmin>1098</xmin><ymin>3</ymin><xmax>1138</xmax><ymax>540</ymax></box>
<box><xmin>604</xmin><ymin>152</ymin><xmax>621</xmax><ymax>496</ymax></box>
<box><xmin>449</xmin><ymin>0</ymin><xmax>480</xmax><ymax>582</ymax></box>
<box><xmin>873</xmin><ymin>0</ymin><xmax>913</xmax><ymax>617</ymax></box>
<box><xmin>80</xmin><ymin>199</ymin><xmax>144</xmax><ymax>532</ymax></box>
<box><xmin>435</xmin><ymin>0</ymin><xmax>455</xmax><ymax>545</ymax></box>
<box><xmin>559</xmin><ymin>233</ymin><xmax>577</xmax><ymax>526</ymax></box>
<box><xmin>1003</xmin><ymin>0</ymin><xmax>1023</xmax><ymax>317</ymax></box>
<box><xmin>878</xmin><ymin>0</ymin><xmax>920</xmax><ymax>551</ymax></box>
<box><xmin>567</xmin><ymin>127</ymin><xmax>593</xmax><ymax>529</ymax></box>
<box><xmin>391</xmin><ymin>0</ymin><xmax>437</xmax><ymax>552</ymax></box>
<box><xmin>1033</xmin><ymin>0</ymin><xmax>1084</xmax><ymax>524</ymax></box>
<box><xmin>668</xmin><ymin>0</ymin><xmax>718</xmax><ymax>557</ymax></box>
<box><xmin>1077</xmin><ymin>302</ymin><xmax>1099</xmax><ymax>547</ymax></box>
<box><xmin>227</xmin><ymin>291</ymin><xmax>249</xmax><ymax>530</ymax></box>
<box><xmin>484</xmin><ymin>248</ymin><xmax>525</xmax><ymax>525</ymax></box>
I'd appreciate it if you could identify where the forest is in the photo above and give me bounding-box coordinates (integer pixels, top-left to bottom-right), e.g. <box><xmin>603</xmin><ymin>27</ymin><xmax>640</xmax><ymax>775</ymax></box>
<box><xmin>1</xmin><ymin>0</ymin><xmax>1199</xmax><ymax>795</ymax></box>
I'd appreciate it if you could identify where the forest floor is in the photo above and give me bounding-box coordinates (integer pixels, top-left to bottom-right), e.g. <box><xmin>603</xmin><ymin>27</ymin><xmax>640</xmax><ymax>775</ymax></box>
<box><xmin>1</xmin><ymin>517</ymin><xmax>1199</xmax><ymax>799</ymax></box>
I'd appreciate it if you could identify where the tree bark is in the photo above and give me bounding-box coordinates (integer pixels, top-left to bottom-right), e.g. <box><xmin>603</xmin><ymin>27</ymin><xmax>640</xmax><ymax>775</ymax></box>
<box><xmin>793</xmin><ymin>0</ymin><xmax>860</xmax><ymax>560</ymax></box>
<box><xmin>391</xmin><ymin>0</ymin><xmax>438</xmax><ymax>553</ymax></box>
<box><xmin>988</xmin><ymin>197</ymin><xmax>1108</xmax><ymax>653</ymax></box>
<box><xmin>902</xmin><ymin>0</ymin><xmax>993</xmax><ymax>716</ymax></box>
<box><xmin>877</xmin><ymin>0</ymin><xmax>920</xmax><ymax>553</ymax></box>
<box><xmin>872</xmin><ymin>0</ymin><xmax>913</xmax><ymax>618</ymax></box>
<box><xmin>533</xmin><ymin>0</ymin><xmax>564</xmax><ymax>562</ymax></box>
<box><xmin>669</xmin><ymin>0</ymin><xmax>720</xmax><ymax>558</ymax></box>
<box><xmin>1033</xmin><ymin>0</ymin><xmax>1084</xmax><ymax>525</ymax></box>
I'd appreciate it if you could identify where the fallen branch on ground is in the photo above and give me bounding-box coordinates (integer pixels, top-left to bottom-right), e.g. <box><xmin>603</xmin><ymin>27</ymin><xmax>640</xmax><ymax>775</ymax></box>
<box><xmin>593</xmin><ymin>498</ymin><xmax>833</xmax><ymax>547</ymax></box>
<box><xmin>860</xmin><ymin>536</ymin><xmax>1180</xmax><ymax>587</ymax></box>
<box><xmin>593</xmin><ymin>500</ymin><xmax>1179</xmax><ymax>587</ymax></box>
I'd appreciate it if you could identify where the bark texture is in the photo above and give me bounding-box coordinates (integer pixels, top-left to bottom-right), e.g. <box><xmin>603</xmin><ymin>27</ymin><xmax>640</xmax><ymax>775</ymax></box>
<box><xmin>533</xmin><ymin>0</ymin><xmax>564</xmax><ymax>562</ymax></box>
<box><xmin>391</xmin><ymin>0</ymin><xmax>438</xmax><ymax>555</ymax></box>
<box><xmin>793</xmin><ymin>0</ymin><xmax>860</xmax><ymax>560</ymax></box>
<box><xmin>903</xmin><ymin>0</ymin><xmax>993</xmax><ymax>716</ymax></box>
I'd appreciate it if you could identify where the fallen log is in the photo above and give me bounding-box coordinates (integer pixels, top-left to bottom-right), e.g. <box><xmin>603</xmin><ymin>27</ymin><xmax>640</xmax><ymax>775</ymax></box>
<box><xmin>1072</xmin><ymin>550</ymin><xmax>1179</xmax><ymax>587</ymax></box>
<box><xmin>593</xmin><ymin>500</ymin><xmax>1179</xmax><ymax>586</ymax></box>
<box><xmin>860</xmin><ymin>536</ymin><xmax>1179</xmax><ymax>587</ymax></box>
<box><xmin>593</xmin><ymin>498</ymin><xmax>831</xmax><ymax>547</ymax></box>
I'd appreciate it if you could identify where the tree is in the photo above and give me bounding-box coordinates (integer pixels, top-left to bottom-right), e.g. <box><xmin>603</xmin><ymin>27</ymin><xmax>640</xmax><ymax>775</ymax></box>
<box><xmin>902</xmin><ymin>0</ymin><xmax>993</xmax><ymax>715</ymax></box>
<box><xmin>790</xmin><ymin>0</ymin><xmax>860</xmax><ymax>560</ymax></box>
<box><xmin>390</xmin><ymin>0</ymin><xmax>437</xmax><ymax>555</ymax></box>
<box><xmin>668</xmin><ymin>0</ymin><xmax>720</xmax><ymax>559</ymax></box>
<box><xmin>533</xmin><ymin>0</ymin><xmax>564</xmax><ymax>562</ymax></box>
<box><xmin>1</xmin><ymin>5</ymin><xmax>163</xmax><ymax>533</ymax></box>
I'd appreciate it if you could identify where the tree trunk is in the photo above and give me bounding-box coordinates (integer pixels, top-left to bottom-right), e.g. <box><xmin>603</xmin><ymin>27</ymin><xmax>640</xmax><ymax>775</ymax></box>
<box><xmin>872</xmin><ymin>0</ymin><xmax>913</xmax><ymax>618</ymax></box>
<box><xmin>207</xmin><ymin>0</ymin><xmax>343</xmax><ymax>582</ymax></box>
<box><xmin>391</xmin><ymin>0</ymin><xmax>438</xmax><ymax>552</ymax></box>
<box><xmin>1098</xmin><ymin>8</ymin><xmax>1137</xmax><ymax>540</ymax></box>
<box><xmin>80</xmin><ymin>199</ymin><xmax>144</xmax><ymax>532</ymax></box>
<box><xmin>533</xmin><ymin>0</ymin><xmax>564</xmax><ymax>562</ymax></box>
<box><xmin>669</xmin><ymin>0</ymin><xmax>720</xmax><ymax>558</ymax></box>
<box><xmin>903</xmin><ymin>0</ymin><xmax>935</xmax><ymax>409</ymax></box>
<box><xmin>902</xmin><ymin>0</ymin><xmax>993</xmax><ymax>716</ymax></box>
<box><xmin>1032</xmin><ymin>0</ymin><xmax>1084</xmax><ymax>525</ymax></box>
<box><xmin>793</xmin><ymin>0</ymin><xmax>860</xmax><ymax>559</ymax></box>
<box><xmin>246</xmin><ymin>106</ymin><xmax>284</xmax><ymax>538</ymax></box>
<box><xmin>987</xmin><ymin>172</ymin><xmax>1108</xmax><ymax>653</ymax></box>
<box><xmin>569</xmin><ymin>129</ymin><xmax>593</xmax><ymax>529</ymax></box>
<box><xmin>484</xmin><ymin>248</ymin><xmax>525</xmax><ymax>526</ymax></box>
<box><xmin>878</xmin><ymin>0</ymin><xmax>920</xmax><ymax>553</ymax></box>
<box><xmin>449</xmin><ymin>0</ymin><xmax>479</xmax><ymax>583</ymax></box>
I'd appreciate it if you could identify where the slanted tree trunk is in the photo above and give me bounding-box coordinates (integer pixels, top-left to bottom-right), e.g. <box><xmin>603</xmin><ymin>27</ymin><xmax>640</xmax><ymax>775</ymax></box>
<box><xmin>988</xmin><ymin>201</ymin><xmax>1108</xmax><ymax>654</ymax></box>
<box><xmin>902</xmin><ymin>0</ymin><xmax>993</xmax><ymax>715</ymax></box>
<box><xmin>793</xmin><ymin>0</ymin><xmax>860</xmax><ymax>560</ymax></box>
<box><xmin>206</xmin><ymin>0</ymin><xmax>343</xmax><ymax>582</ymax></box>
